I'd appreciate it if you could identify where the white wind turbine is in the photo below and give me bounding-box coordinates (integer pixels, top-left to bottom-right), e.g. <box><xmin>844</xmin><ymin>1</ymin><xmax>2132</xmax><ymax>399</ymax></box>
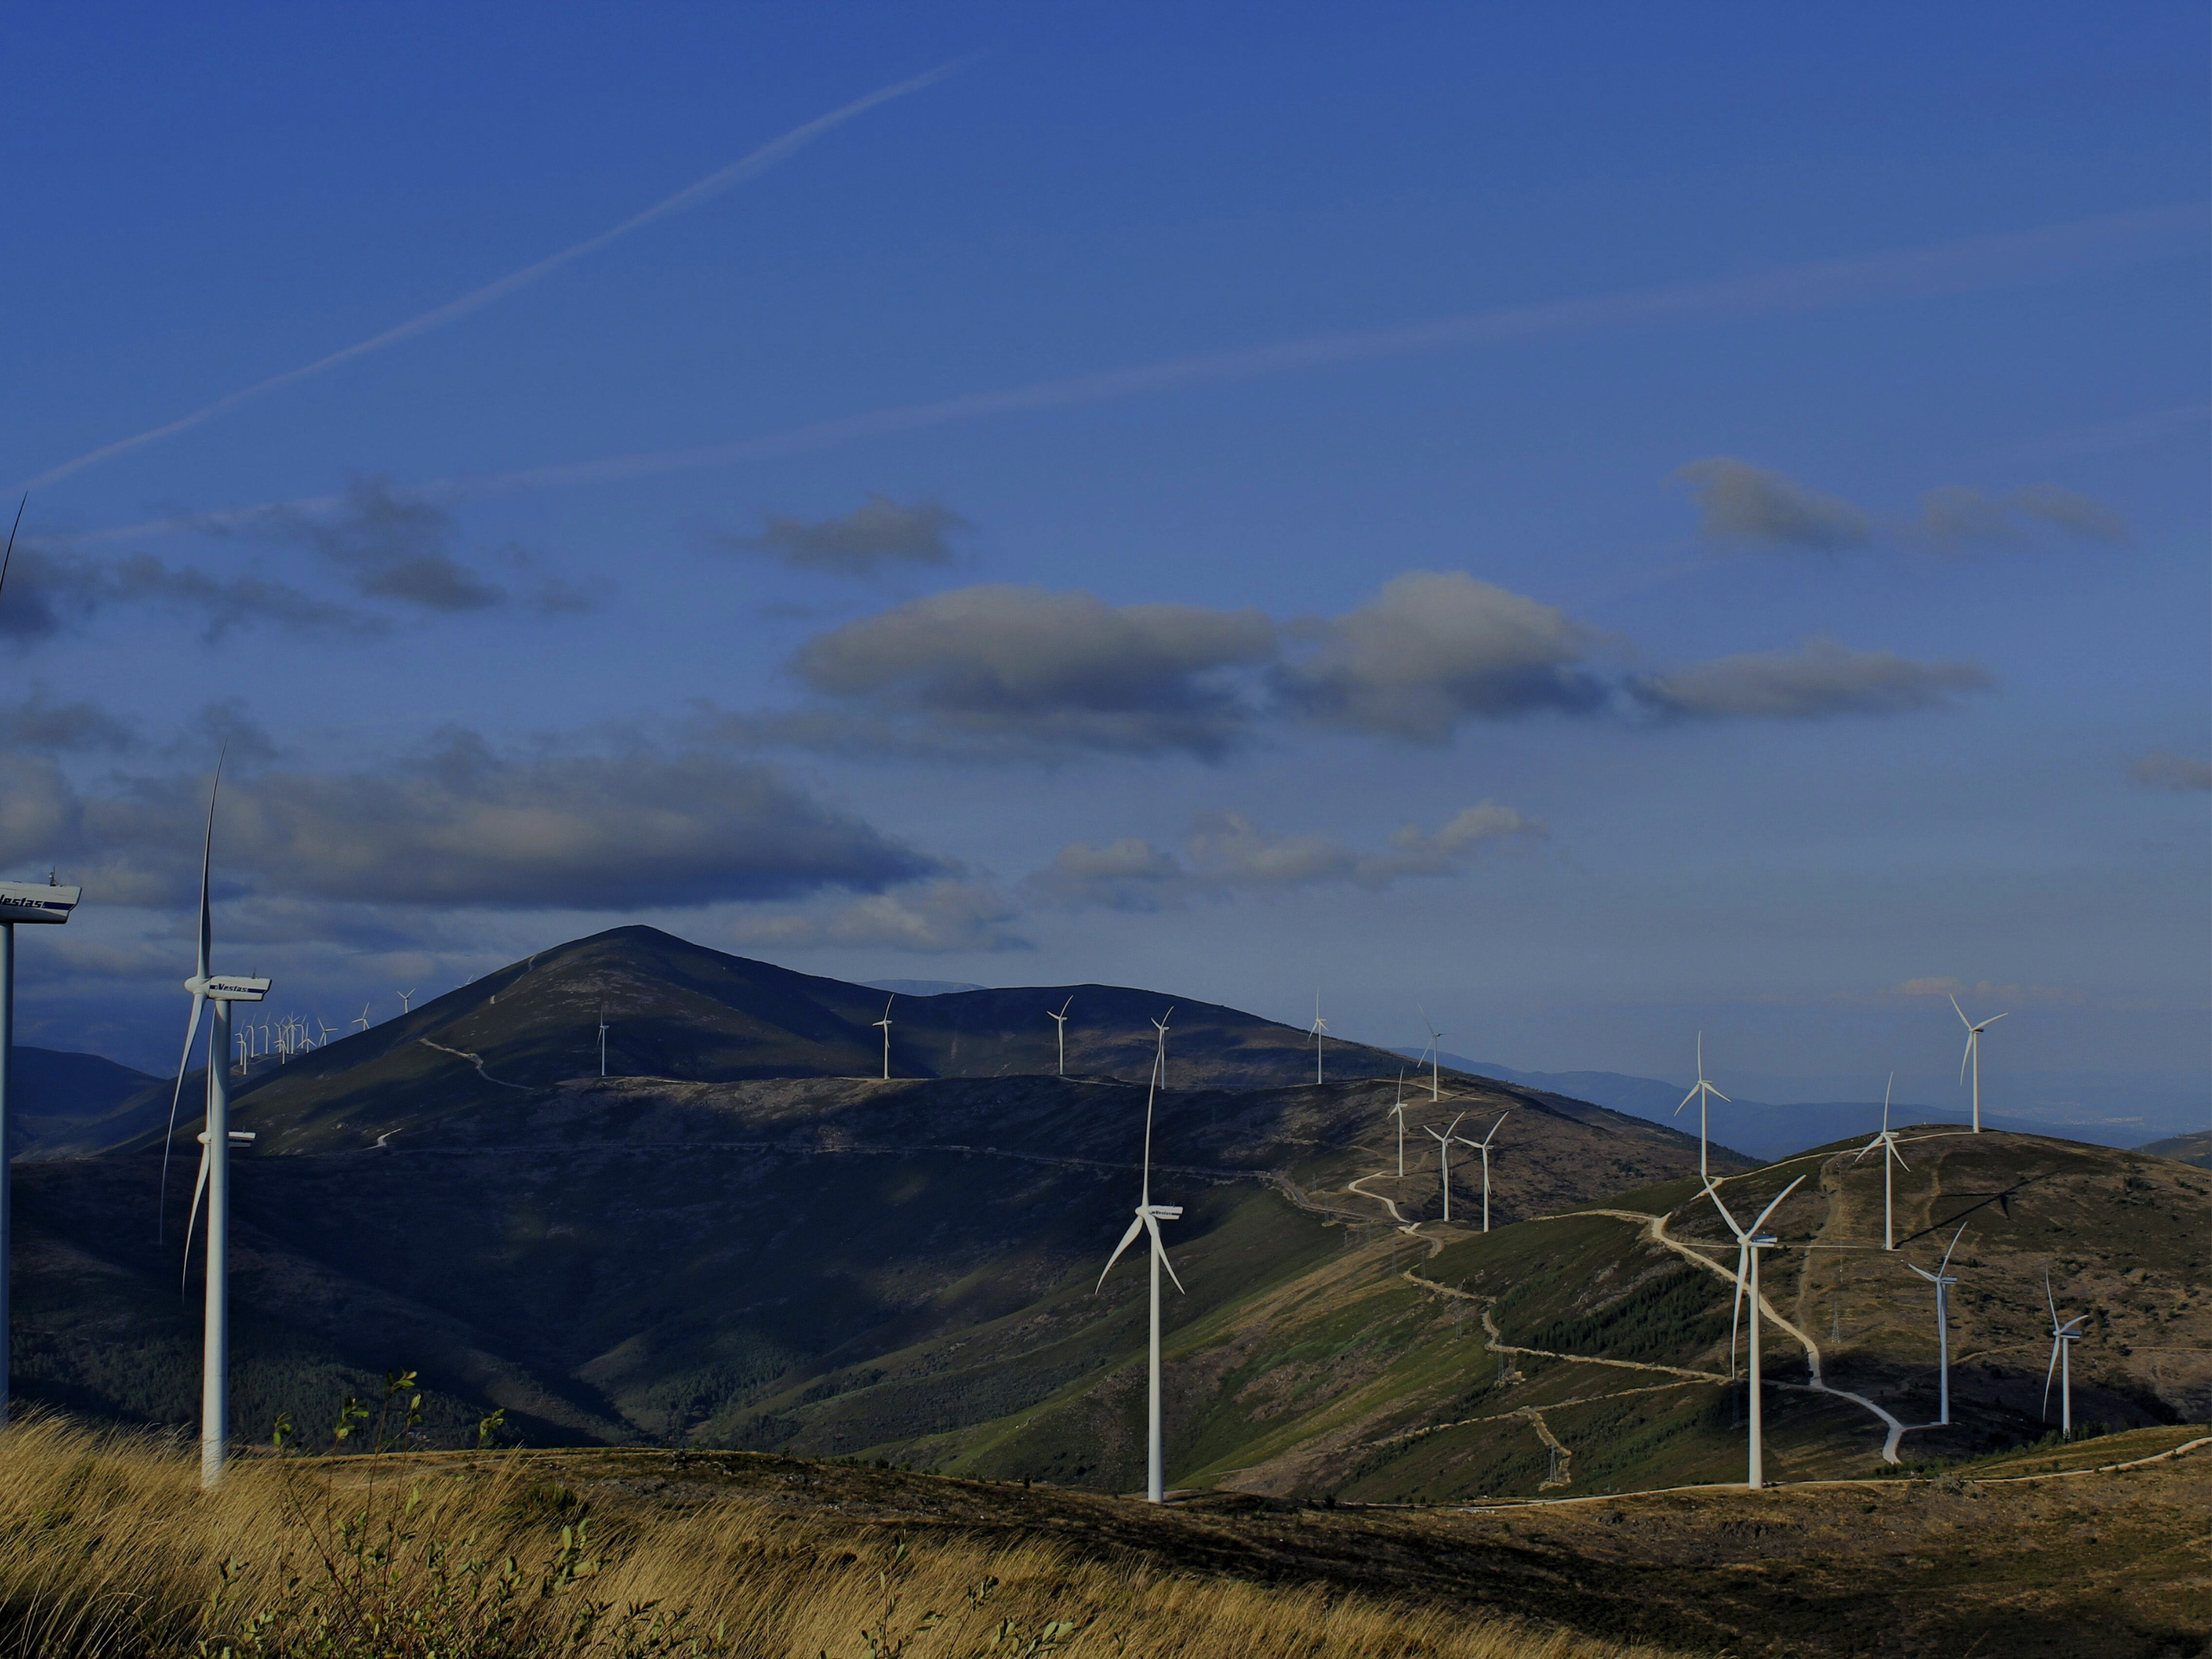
<box><xmin>874</xmin><ymin>995</ymin><xmax>894</xmax><ymax>1081</ymax></box>
<box><xmin>1675</xmin><ymin>1033</ymin><xmax>1729</xmax><ymax>1185</ymax></box>
<box><xmin>1096</xmin><ymin>1006</ymin><xmax>1184</xmax><ymax>1503</ymax></box>
<box><xmin>2043</xmin><ymin>1272</ymin><xmax>2088</xmax><ymax>1439</ymax></box>
<box><xmin>1416</xmin><ymin>1005</ymin><xmax>1444</xmax><ymax>1101</ymax></box>
<box><xmin>157</xmin><ymin>760</ymin><xmax>270</xmax><ymax>1489</ymax></box>
<box><xmin>1951</xmin><ymin>995</ymin><xmax>2008</xmax><ymax>1134</ymax></box>
<box><xmin>1853</xmin><ymin>1074</ymin><xmax>1910</xmax><ymax>1250</ymax></box>
<box><xmin>1423</xmin><ymin>1111</ymin><xmax>1467</xmax><ymax>1223</ymax></box>
<box><xmin>1308</xmin><ymin>994</ymin><xmax>1327</xmax><ymax>1085</ymax></box>
<box><xmin>597</xmin><ymin>1010</ymin><xmax>609</xmax><ymax>1077</ymax></box>
<box><xmin>0</xmin><ymin>858</ymin><xmax>82</xmax><ymax>1432</ymax></box>
<box><xmin>1048</xmin><ymin>995</ymin><xmax>1073</xmax><ymax>1077</ymax></box>
<box><xmin>1387</xmin><ymin>1071</ymin><xmax>1409</xmax><ymax>1177</ymax></box>
<box><xmin>396</xmin><ymin>988</ymin><xmax>415</xmax><ymax>1014</ymax></box>
<box><xmin>1705</xmin><ymin>1175</ymin><xmax>1805</xmax><ymax>1489</ymax></box>
<box><xmin>1906</xmin><ymin>1221</ymin><xmax>1968</xmax><ymax>1426</ymax></box>
<box><xmin>1457</xmin><ymin>1110</ymin><xmax>1510</xmax><ymax>1233</ymax></box>
<box><xmin>353</xmin><ymin>1003</ymin><xmax>370</xmax><ymax>1033</ymax></box>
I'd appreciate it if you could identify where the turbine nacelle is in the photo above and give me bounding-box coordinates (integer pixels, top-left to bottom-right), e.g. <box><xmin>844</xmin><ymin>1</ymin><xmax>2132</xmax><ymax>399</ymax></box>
<box><xmin>0</xmin><ymin>880</ymin><xmax>82</xmax><ymax>925</ymax></box>
<box><xmin>187</xmin><ymin>974</ymin><xmax>270</xmax><ymax>1003</ymax></box>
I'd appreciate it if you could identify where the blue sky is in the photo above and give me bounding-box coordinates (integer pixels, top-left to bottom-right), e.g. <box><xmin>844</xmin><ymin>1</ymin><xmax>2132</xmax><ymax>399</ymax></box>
<box><xmin>6</xmin><ymin>3</ymin><xmax>2206</xmax><ymax>1132</ymax></box>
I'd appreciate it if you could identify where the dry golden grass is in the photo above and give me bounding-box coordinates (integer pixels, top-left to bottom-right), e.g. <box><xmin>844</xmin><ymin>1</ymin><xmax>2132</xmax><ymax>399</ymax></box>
<box><xmin>0</xmin><ymin>1417</ymin><xmax>1674</xmax><ymax>1659</ymax></box>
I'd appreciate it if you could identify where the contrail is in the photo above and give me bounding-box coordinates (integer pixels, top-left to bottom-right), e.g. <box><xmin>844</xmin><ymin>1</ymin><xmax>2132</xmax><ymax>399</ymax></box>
<box><xmin>18</xmin><ymin>61</ymin><xmax>963</xmax><ymax>494</ymax></box>
<box><xmin>67</xmin><ymin>201</ymin><xmax>2204</xmax><ymax>545</ymax></box>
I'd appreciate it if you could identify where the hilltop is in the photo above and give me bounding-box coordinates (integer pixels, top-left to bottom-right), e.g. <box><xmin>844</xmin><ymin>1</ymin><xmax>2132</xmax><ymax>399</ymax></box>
<box><xmin>34</xmin><ymin>926</ymin><xmax>1454</xmax><ymax>1160</ymax></box>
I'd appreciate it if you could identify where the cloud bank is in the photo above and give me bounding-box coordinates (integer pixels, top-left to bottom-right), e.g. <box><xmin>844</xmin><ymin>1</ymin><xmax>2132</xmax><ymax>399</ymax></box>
<box><xmin>1675</xmin><ymin>457</ymin><xmax>2132</xmax><ymax>555</ymax></box>
<box><xmin>728</xmin><ymin>493</ymin><xmax>969</xmax><ymax>577</ymax></box>
<box><xmin>1634</xmin><ymin>638</ymin><xmax>1997</xmax><ymax>719</ymax></box>
<box><xmin>1029</xmin><ymin>803</ymin><xmax>1546</xmax><ymax>911</ymax></box>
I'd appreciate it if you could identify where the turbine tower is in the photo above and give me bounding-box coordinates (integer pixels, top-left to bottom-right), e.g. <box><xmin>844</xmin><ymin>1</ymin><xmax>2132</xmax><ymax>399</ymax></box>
<box><xmin>1423</xmin><ymin>1112</ymin><xmax>1467</xmax><ymax>1223</ymax></box>
<box><xmin>0</xmin><ymin>871</ymin><xmax>81</xmax><ymax>1430</ymax></box>
<box><xmin>158</xmin><ymin>761</ymin><xmax>270</xmax><ymax>1489</ymax></box>
<box><xmin>1416</xmin><ymin>1005</ymin><xmax>1444</xmax><ymax>1101</ymax></box>
<box><xmin>2043</xmin><ymin>1272</ymin><xmax>2088</xmax><ymax>1439</ymax></box>
<box><xmin>1387</xmin><ymin>1071</ymin><xmax>1408</xmax><ymax>1177</ymax></box>
<box><xmin>1907</xmin><ymin>1222</ymin><xmax>1968</xmax><ymax>1426</ymax></box>
<box><xmin>1308</xmin><ymin>994</ymin><xmax>1327</xmax><ymax>1085</ymax></box>
<box><xmin>1853</xmin><ymin>1074</ymin><xmax>1910</xmax><ymax>1249</ymax></box>
<box><xmin>1675</xmin><ymin>1033</ymin><xmax>1729</xmax><ymax>1185</ymax></box>
<box><xmin>597</xmin><ymin>1010</ymin><xmax>609</xmax><ymax>1077</ymax></box>
<box><xmin>1048</xmin><ymin>995</ymin><xmax>1074</xmax><ymax>1077</ymax></box>
<box><xmin>1705</xmin><ymin>1174</ymin><xmax>1806</xmax><ymax>1489</ymax></box>
<box><xmin>1096</xmin><ymin>1006</ymin><xmax>1183</xmax><ymax>1503</ymax></box>
<box><xmin>1951</xmin><ymin>995</ymin><xmax>2008</xmax><ymax>1133</ymax></box>
<box><xmin>874</xmin><ymin>995</ymin><xmax>894</xmax><ymax>1081</ymax></box>
<box><xmin>1458</xmin><ymin>1110</ymin><xmax>1510</xmax><ymax>1233</ymax></box>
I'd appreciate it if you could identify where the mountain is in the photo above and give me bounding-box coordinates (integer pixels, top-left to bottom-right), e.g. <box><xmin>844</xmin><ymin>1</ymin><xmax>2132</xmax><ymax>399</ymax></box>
<box><xmin>2138</xmin><ymin>1129</ymin><xmax>2210</xmax><ymax>1168</ymax></box>
<box><xmin>14</xmin><ymin>928</ymin><xmax>1731</xmax><ymax>1461</ymax></box>
<box><xmin>3</xmin><ymin>1046</ymin><xmax>166</xmax><ymax>1157</ymax></box>
<box><xmin>133</xmin><ymin>926</ymin><xmax>1433</xmax><ymax>1160</ymax></box>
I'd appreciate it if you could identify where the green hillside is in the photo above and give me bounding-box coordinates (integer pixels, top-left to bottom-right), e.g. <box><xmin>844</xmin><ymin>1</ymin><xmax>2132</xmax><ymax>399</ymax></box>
<box><xmin>913</xmin><ymin>1123</ymin><xmax>2206</xmax><ymax>1503</ymax></box>
<box><xmin>15</xmin><ymin>1052</ymin><xmax>1724</xmax><ymax>1469</ymax></box>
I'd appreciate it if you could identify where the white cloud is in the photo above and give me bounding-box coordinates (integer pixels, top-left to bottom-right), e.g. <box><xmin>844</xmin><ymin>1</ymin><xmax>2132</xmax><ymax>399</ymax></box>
<box><xmin>1635</xmin><ymin>638</ymin><xmax>1996</xmax><ymax>720</ymax></box>
<box><xmin>724</xmin><ymin>879</ymin><xmax>1030</xmax><ymax>954</ymax></box>
<box><xmin>1030</xmin><ymin>803</ymin><xmax>1545</xmax><ymax>911</ymax></box>
<box><xmin>2129</xmin><ymin>751</ymin><xmax>2212</xmax><ymax>792</ymax></box>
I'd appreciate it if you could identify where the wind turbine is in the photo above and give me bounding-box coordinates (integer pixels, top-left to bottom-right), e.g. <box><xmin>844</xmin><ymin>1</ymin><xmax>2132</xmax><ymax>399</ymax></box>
<box><xmin>1675</xmin><ymin>1033</ymin><xmax>1729</xmax><ymax>1185</ymax></box>
<box><xmin>1906</xmin><ymin>1221</ymin><xmax>1967</xmax><ymax>1426</ymax></box>
<box><xmin>157</xmin><ymin>760</ymin><xmax>270</xmax><ymax>1488</ymax></box>
<box><xmin>1096</xmin><ymin>1006</ymin><xmax>1183</xmax><ymax>1503</ymax></box>
<box><xmin>1457</xmin><ymin>1111</ymin><xmax>1510</xmax><ymax>1233</ymax></box>
<box><xmin>1423</xmin><ymin>1112</ymin><xmax>1467</xmax><ymax>1223</ymax></box>
<box><xmin>1951</xmin><ymin>996</ymin><xmax>2008</xmax><ymax>1134</ymax></box>
<box><xmin>1416</xmin><ymin>1005</ymin><xmax>1443</xmax><ymax>1101</ymax></box>
<box><xmin>874</xmin><ymin>995</ymin><xmax>894</xmax><ymax>1081</ymax></box>
<box><xmin>396</xmin><ymin>988</ymin><xmax>415</xmax><ymax>1014</ymax></box>
<box><xmin>1048</xmin><ymin>995</ymin><xmax>1073</xmax><ymax>1077</ymax></box>
<box><xmin>2043</xmin><ymin>1272</ymin><xmax>2088</xmax><ymax>1439</ymax></box>
<box><xmin>353</xmin><ymin>1003</ymin><xmax>370</xmax><ymax>1033</ymax></box>
<box><xmin>1387</xmin><ymin>1071</ymin><xmax>1408</xmax><ymax>1177</ymax></box>
<box><xmin>1704</xmin><ymin>1174</ymin><xmax>1806</xmax><ymax>1489</ymax></box>
<box><xmin>597</xmin><ymin>1010</ymin><xmax>609</xmax><ymax>1077</ymax></box>
<box><xmin>0</xmin><ymin>863</ymin><xmax>82</xmax><ymax>1431</ymax></box>
<box><xmin>1853</xmin><ymin>1074</ymin><xmax>1910</xmax><ymax>1250</ymax></box>
<box><xmin>1308</xmin><ymin>994</ymin><xmax>1327</xmax><ymax>1085</ymax></box>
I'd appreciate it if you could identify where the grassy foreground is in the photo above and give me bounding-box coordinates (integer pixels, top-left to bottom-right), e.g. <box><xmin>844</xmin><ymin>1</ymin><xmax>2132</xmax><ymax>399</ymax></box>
<box><xmin>0</xmin><ymin>1417</ymin><xmax>1666</xmax><ymax>1659</ymax></box>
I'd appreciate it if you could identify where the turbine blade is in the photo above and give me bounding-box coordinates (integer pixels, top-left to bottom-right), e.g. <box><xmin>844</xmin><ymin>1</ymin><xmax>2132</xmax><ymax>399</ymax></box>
<box><xmin>1676</xmin><ymin>1085</ymin><xmax>1700</xmax><ymax>1114</ymax></box>
<box><xmin>1890</xmin><ymin>1143</ymin><xmax>1910</xmax><ymax>1172</ymax></box>
<box><xmin>1446</xmin><ymin>1111</ymin><xmax>1465</xmax><ymax>1137</ymax></box>
<box><xmin>1709</xmin><ymin>1086</ymin><xmax>1732</xmax><ymax>1103</ymax></box>
<box><xmin>1484</xmin><ymin>1110</ymin><xmax>1510</xmax><ymax>1147</ymax></box>
<box><xmin>181</xmin><ymin>1141</ymin><xmax>211</xmax><ymax>1290</ymax></box>
<box><xmin>1951</xmin><ymin>994</ymin><xmax>1970</xmax><ymax>1027</ymax></box>
<box><xmin>1730</xmin><ymin>1243</ymin><xmax>1749</xmax><ymax>1370</ymax></box>
<box><xmin>1702</xmin><ymin>1180</ymin><xmax>1745</xmax><ymax>1240</ymax></box>
<box><xmin>1939</xmin><ymin>1220</ymin><xmax>1967</xmax><ymax>1274</ymax></box>
<box><xmin>2044</xmin><ymin>1336</ymin><xmax>2061</xmax><ymax>1414</ymax></box>
<box><xmin>1144</xmin><ymin>1211</ymin><xmax>1185</xmax><ymax>1294</ymax></box>
<box><xmin>1981</xmin><ymin>1012</ymin><xmax>2009</xmax><ymax>1028</ymax></box>
<box><xmin>156</xmin><ymin>992</ymin><xmax>208</xmax><ymax>1240</ymax></box>
<box><xmin>1096</xmin><ymin>1213</ymin><xmax>1146</xmax><ymax>1291</ymax></box>
<box><xmin>0</xmin><ymin>493</ymin><xmax>23</xmax><ymax>601</ymax></box>
<box><xmin>1961</xmin><ymin>1032</ymin><xmax>1974</xmax><ymax>1084</ymax></box>
<box><xmin>1749</xmin><ymin>1176</ymin><xmax>1806</xmax><ymax>1236</ymax></box>
<box><xmin>1907</xmin><ymin>1264</ymin><xmax>1937</xmax><ymax>1283</ymax></box>
<box><xmin>2045</xmin><ymin>1270</ymin><xmax>2058</xmax><ymax>1327</ymax></box>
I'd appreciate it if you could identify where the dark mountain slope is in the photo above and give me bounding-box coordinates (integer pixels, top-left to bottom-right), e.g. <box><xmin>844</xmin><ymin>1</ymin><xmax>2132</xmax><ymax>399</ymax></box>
<box><xmin>16</xmin><ymin>1058</ymin><xmax>1727</xmax><ymax>1474</ymax></box>
<box><xmin>118</xmin><ymin>926</ymin><xmax>1434</xmax><ymax>1157</ymax></box>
